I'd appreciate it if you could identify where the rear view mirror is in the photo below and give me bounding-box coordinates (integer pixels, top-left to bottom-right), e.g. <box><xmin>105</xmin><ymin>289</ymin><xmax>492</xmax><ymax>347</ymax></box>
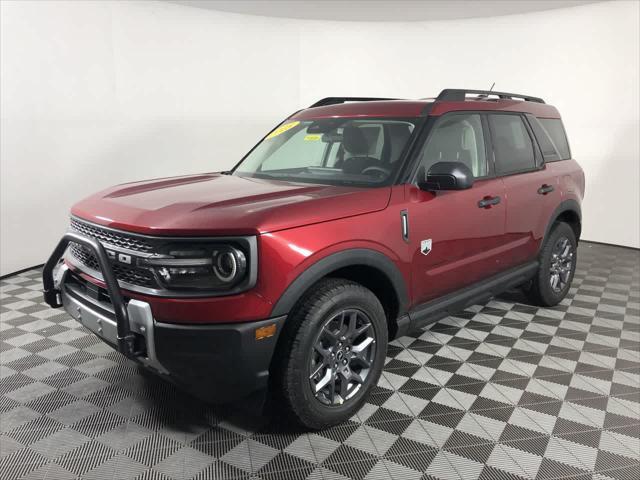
<box><xmin>419</xmin><ymin>162</ymin><xmax>474</xmax><ymax>191</ymax></box>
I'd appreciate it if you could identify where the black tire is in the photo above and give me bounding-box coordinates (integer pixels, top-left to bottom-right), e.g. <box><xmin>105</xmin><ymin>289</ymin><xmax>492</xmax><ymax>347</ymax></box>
<box><xmin>273</xmin><ymin>278</ymin><xmax>388</xmax><ymax>430</ymax></box>
<box><xmin>525</xmin><ymin>222</ymin><xmax>577</xmax><ymax>307</ymax></box>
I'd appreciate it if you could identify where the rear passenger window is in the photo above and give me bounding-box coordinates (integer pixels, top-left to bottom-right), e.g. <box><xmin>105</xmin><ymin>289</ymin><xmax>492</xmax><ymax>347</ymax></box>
<box><xmin>489</xmin><ymin>114</ymin><xmax>536</xmax><ymax>175</ymax></box>
<box><xmin>539</xmin><ymin>118</ymin><xmax>571</xmax><ymax>160</ymax></box>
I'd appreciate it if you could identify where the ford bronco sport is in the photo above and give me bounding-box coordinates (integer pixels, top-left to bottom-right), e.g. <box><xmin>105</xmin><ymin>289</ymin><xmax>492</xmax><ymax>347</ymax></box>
<box><xmin>43</xmin><ymin>89</ymin><xmax>584</xmax><ymax>429</ymax></box>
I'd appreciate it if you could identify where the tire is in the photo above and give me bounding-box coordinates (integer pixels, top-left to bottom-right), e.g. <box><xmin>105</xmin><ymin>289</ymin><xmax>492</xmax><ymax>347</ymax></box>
<box><xmin>273</xmin><ymin>278</ymin><xmax>388</xmax><ymax>430</ymax></box>
<box><xmin>525</xmin><ymin>222</ymin><xmax>577</xmax><ymax>307</ymax></box>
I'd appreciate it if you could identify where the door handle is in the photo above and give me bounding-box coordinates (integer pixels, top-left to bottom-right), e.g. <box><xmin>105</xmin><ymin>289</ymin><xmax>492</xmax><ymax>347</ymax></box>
<box><xmin>538</xmin><ymin>184</ymin><xmax>554</xmax><ymax>195</ymax></box>
<box><xmin>478</xmin><ymin>196</ymin><xmax>501</xmax><ymax>209</ymax></box>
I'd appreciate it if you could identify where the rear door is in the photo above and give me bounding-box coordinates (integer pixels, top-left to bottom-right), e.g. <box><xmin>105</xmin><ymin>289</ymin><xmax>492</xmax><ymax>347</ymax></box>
<box><xmin>408</xmin><ymin>113</ymin><xmax>507</xmax><ymax>304</ymax></box>
<box><xmin>487</xmin><ymin>113</ymin><xmax>561</xmax><ymax>268</ymax></box>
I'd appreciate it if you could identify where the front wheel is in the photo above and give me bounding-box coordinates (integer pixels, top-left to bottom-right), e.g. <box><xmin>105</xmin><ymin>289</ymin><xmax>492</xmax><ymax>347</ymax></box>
<box><xmin>525</xmin><ymin>222</ymin><xmax>577</xmax><ymax>307</ymax></box>
<box><xmin>273</xmin><ymin>278</ymin><xmax>388</xmax><ymax>429</ymax></box>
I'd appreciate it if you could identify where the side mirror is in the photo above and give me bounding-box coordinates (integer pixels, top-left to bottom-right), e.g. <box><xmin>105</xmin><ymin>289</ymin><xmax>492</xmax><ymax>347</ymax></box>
<box><xmin>418</xmin><ymin>161</ymin><xmax>474</xmax><ymax>191</ymax></box>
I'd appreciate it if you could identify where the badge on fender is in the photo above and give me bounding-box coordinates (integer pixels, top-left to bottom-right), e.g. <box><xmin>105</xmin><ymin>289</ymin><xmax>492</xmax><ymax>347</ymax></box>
<box><xmin>421</xmin><ymin>239</ymin><xmax>432</xmax><ymax>256</ymax></box>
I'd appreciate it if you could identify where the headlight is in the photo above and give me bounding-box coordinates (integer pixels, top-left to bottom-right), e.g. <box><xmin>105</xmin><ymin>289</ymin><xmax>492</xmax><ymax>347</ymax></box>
<box><xmin>142</xmin><ymin>243</ymin><xmax>251</xmax><ymax>292</ymax></box>
<box><xmin>213</xmin><ymin>247</ymin><xmax>246</xmax><ymax>283</ymax></box>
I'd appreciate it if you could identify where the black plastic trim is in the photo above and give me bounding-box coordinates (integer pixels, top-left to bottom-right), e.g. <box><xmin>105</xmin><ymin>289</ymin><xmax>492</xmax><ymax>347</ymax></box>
<box><xmin>42</xmin><ymin>232</ymin><xmax>138</xmax><ymax>357</ymax></box>
<box><xmin>395</xmin><ymin>314</ymin><xmax>411</xmax><ymax>338</ymax></box>
<box><xmin>310</xmin><ymin>97</ymin><xmax>399</xmax><ymax>108</ymax></box>
<box><xmin>436</xmin><ymin>89</ymin><xmax>545</xmax><ymax>104</ymax></box>
<box><xmin>409</xmin><ymin>261</ymin><xmax>539</xmax><ymax>331</ymax></box>
<box><xmin>542</xmin><ymin>199</ymin><xmax>582</xmax><ymax>248</ymax></box>
<box><xmin>271</xmin><ymin>249</ymin><xmax>409</xmax><ymax>318</ymax></box>
<box><xmin>154</xmin><ymin>315</ymin><xmax>286</xmax><ymax>403</ymax></box>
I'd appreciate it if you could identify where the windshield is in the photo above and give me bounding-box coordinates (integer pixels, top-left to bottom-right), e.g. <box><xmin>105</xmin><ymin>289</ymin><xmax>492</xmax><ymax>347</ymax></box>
<box><xmin>233</xmin><ymin>117</ymin><xmax>418</xmax><ymax>187</ymax></box>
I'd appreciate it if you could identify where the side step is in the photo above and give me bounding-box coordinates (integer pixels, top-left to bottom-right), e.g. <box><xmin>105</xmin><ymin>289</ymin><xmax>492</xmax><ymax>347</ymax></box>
<box><xmin>408</xmin><ymin>261</ymin><xmax>538</xmax><ymax>332</ymax></box>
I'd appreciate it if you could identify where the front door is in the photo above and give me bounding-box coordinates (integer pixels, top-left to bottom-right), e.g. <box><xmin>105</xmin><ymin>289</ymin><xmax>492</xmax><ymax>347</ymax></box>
<box><xmin>408</xmin><ymin>112</ymin><xmax>507</xmax><ymax>305</ymax></box>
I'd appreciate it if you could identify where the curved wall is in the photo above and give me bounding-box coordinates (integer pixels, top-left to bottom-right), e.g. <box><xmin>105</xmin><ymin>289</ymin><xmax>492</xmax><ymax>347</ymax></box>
<box><xmin>298</xmin><ymin>0</ymin><xmax>640</xmax><ymax>250</ymax></box>
<box><xmin>1</xmin><ymin>0</ymin><xmax>638</xmax><ymax>275</ymax></box>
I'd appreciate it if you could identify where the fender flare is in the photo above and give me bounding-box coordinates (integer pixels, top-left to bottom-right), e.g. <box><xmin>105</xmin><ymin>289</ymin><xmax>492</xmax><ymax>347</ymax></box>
<box><xmin>270</xmin><ymin>248</ymin><xmax>409</xmax><ymax>318</ymax></box>
<box><xmin>541</xmin><ymin>199</ymin><xmax>582</xmax><ymax>247</ymax></box>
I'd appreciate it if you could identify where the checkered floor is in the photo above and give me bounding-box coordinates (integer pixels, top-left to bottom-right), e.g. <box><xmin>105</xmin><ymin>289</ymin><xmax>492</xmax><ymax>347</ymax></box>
<box><xmin>1</xmin><ymin>242</ymin><xmax>639</xmax><ymax>480</ymax></box>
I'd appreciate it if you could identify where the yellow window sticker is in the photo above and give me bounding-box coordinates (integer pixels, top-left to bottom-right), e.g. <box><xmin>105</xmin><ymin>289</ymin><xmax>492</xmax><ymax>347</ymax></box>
<box><xmin>266</xmin><ymin>121</ymin><xmax>300</xmax><ymax>139</ymax></box>
<box><xmin>304</xmin><ymin>134</ymin><xmax>322</xmax><ymax>141</ymax></box>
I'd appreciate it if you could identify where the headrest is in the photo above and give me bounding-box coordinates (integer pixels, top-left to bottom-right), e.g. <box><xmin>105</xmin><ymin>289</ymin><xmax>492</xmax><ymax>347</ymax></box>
<box><xmin>342</xmin><ymin>126</ymin><xmax>370</xmax><ymax>155</ymax></box>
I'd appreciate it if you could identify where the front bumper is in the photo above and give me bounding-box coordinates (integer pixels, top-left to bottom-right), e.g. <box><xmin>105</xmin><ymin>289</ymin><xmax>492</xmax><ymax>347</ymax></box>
<box><xmin>43</xmin><ymin>233</ymin><xmax>285</xmax><ymax>403</ymax></box>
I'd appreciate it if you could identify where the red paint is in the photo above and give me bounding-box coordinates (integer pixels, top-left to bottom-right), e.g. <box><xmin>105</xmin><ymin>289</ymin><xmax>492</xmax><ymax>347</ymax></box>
<box><xmin>67</xmin><ymin>97</ymin><xmax>583</xmax><ymax>325</ymax></box>
<box><xmin>71</xmin><ymin>174</ymin><xmax>391</xmax><ymax>236</ymax></box>
<box><xmin>428</xmin><ymin>99</ymin><xmax>561</xmax><ymax>118</ymax></box>
<box><xmin>292</xmin><ymin>101</ymin><xmax>427</xmax><ymax>120</ymax></box>
<box><xmin>291</xmin><ymin>98</ymin><xmax>561</xmax><ymax>120</ymax></box>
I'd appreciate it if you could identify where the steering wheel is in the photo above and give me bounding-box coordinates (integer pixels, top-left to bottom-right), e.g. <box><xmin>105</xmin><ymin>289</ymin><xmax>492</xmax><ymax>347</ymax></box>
<box><xmin>361</xmin><ymin>166</ymin><xmax>391</xmax><ymax>178</ymax></box>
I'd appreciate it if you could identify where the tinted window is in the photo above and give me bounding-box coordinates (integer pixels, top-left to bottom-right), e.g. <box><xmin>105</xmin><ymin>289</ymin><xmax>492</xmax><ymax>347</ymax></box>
<box><xmin>540</xmin><ymin>118</ymin><xmax>571</xmax><ymax>160</ymax></box>
<box><xmin>489</xmin><ymin>114</ymin><xmax>536</xmax><ymax>174</ymax></box>
<box><xmin>528</xmin><ymin>116</ymin><xmax>561</xmax><ymax>162</ymax></box>
<box><xmin>417</xmin><ymin>113</ymin><xmax>487</xmax><ymax>178</ymax></box>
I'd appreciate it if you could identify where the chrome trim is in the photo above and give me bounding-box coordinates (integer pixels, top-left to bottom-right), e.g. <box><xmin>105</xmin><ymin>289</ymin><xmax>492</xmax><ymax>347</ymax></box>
<box><xmin>53</xmin><ymin>262</ymin><xmax>69</xmax><ymax>291</ymax></box>
<box><xmin>141</xmin><ymin>258</ymin><xmax>213</xmax><ymax>267</ymax></box>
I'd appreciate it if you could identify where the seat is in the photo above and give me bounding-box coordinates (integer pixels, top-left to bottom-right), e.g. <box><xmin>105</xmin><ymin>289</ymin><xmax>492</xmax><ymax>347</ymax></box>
<box><xmin>335</xmin><ymin>126</ymin><xmax>383</xmax><ymax>174</ymax></box>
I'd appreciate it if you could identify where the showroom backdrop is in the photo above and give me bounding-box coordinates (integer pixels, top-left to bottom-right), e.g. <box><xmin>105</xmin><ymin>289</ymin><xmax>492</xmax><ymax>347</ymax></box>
<box><xmin>1</xmin><ymin>0</ymin><xmax>638</xmax><ymax>275</ymax></box>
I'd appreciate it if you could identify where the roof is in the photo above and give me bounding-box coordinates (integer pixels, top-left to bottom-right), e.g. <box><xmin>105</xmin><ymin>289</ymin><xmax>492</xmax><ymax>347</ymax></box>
<box><xmin>291</xmin><ymin>90</ymin><xmax>561</xmax><ymax>120</ymax></box>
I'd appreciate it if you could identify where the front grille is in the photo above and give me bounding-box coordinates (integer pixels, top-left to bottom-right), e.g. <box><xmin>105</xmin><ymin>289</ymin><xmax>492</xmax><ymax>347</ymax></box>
<box><xmin>69</xmin><ymin>243</ymin><xmax>156</xmax><ymax>288</ymax></box>
<box><xmin>70</xmin><ymin>218</ymin><xmax>154</xmax><ymax>253</ymax></box>
<box><xmin>68</xmin><ymin>220</ymin><xmax>158</xmax><ymax>289</ymax></box>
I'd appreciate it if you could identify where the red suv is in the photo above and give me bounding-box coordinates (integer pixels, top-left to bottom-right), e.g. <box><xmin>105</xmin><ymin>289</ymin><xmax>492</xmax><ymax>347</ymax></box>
<box><xmin>43</xmin><ymin>89</ymin><xmax>584</xmax><ymax>429</ymax></box>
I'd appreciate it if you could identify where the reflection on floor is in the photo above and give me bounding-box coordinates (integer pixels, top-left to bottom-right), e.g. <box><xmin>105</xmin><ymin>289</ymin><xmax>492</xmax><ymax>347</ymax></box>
<box><xmin>1</xmin><ymin>242</ymin><xmax>639</xmax><ymax>480</ymax></box>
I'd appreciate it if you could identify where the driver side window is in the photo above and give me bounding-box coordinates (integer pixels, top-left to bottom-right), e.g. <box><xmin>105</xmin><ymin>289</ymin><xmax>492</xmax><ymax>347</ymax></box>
<box><xmin>417</xmin><ymin>113</ymin><xmax>487</xmax><ymax>178</ymax></box>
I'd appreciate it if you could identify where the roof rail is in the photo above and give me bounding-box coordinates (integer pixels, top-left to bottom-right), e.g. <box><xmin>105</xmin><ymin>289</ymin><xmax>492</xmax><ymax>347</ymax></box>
<box><xmin>309</xmin><ymin>97</ymin><xmax>399</xmax><ymax>108</ymax></box>
<box><xmin>436</xmin><ymin>89</ymin><xmax>545</xmax><ymax>104</ymax></box>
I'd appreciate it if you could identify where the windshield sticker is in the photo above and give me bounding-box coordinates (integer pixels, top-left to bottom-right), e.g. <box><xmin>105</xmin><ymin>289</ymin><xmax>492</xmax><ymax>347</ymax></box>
<box><xmin>304</xmin><ymin>134</ymin><xmax>322</xmax><ymax>141</ymax></box>
<box><xmin>266</xmin><ymin>121</ymin><xmax>300</xmax><ymax>139</ymax></box>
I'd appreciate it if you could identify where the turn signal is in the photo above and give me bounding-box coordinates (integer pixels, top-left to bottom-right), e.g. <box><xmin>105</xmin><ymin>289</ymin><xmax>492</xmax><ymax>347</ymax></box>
<box><xmin>255</xmin><ymin>324</ymin><xmax>277</xmax><ymax>340</ymax></box>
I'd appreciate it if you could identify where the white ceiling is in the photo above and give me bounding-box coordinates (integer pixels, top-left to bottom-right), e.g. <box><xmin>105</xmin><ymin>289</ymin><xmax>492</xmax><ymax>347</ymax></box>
<box><xmin>169</xmin><ymin>0</ymin><xmax>606</xmax><ymax>22</ymax></box>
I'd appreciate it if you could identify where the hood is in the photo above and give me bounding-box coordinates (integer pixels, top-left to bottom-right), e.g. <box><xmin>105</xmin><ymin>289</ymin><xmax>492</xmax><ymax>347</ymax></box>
<box><xmin>71</xmin><ymin>173</ymin><xmax>391</xmax><ymax>236</ymax></box>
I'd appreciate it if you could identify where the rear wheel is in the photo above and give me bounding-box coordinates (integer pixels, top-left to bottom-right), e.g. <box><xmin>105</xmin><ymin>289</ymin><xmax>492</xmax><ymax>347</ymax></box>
<box><xmin>273</xmin><ymin>278</ymin><xmax>387</xmax><ymax>429</ymax></box>
<box><xmin>525</xmin><ymin>222</ymin><xmax>577</xmax><ymax>307</ymax></box>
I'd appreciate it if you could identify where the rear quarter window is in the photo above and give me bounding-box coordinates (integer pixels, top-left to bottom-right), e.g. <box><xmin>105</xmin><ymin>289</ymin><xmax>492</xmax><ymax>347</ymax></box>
<box><xmin>538</xmin><ymin>118</ymin><xmax>571</xmax><ymax>160</ymax></box>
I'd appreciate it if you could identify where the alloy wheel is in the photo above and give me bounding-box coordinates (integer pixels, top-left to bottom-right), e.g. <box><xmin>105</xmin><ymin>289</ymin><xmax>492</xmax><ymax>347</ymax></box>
<box><xmin>308</xmin><ymin>309</ymin><xmax>376</xmax><ymax>406</ymax></box>
<box><xmin>549</xmin><ymin>236</ymin><xmax>574</xmax><ymax>293</ymax></box>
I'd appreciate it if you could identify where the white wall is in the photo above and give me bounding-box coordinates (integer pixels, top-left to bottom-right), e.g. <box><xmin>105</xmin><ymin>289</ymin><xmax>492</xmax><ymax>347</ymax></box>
<box><xmin>299</xmin><ymin>0</ymin><xmax>640</xmax><ymax>251</ymax></box>
<box><xmin>1</xmin><ymin>0</ymin><xmax>638</xmax><ymax>275</ymax></box>
<box><xmin>0</xmin><ymin>0</ymin><xmax>301</xmax><ymax>275</ymax></box>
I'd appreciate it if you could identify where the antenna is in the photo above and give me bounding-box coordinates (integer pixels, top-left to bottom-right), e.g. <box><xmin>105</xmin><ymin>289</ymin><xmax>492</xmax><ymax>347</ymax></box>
<box><xmin>476</xmin><ymin>83</ymin><xmax>495</xmax><ymax>100</ymax></box>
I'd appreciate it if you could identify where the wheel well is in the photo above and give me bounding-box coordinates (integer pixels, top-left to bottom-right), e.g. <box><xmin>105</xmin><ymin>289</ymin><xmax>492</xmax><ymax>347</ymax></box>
<box><xmin>555</xmin><ymin>210</ymin><xmax>581</xmax><ymax>240</ymax></box>
<box><xmin>328</xmin><ymin>265</ymin><xmax>400</xmax><ymax>338</ymax></box>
